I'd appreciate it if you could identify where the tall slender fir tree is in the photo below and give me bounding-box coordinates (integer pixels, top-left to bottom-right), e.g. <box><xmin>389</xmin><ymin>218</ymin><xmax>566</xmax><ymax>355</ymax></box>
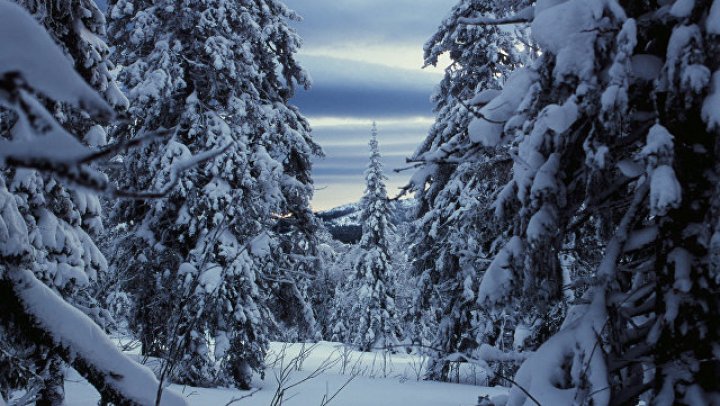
<box><xmin>345</xmin><ymin>123</ymin><xmax>400</xmax><ymax>352</ymax></box>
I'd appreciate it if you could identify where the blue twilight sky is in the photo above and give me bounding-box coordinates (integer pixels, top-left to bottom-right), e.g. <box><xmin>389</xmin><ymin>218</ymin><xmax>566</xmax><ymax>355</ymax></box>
<box><xmin>284</xmin><ymin>0</ymin><xmax>455</xmax><ymax>210</ymax></box>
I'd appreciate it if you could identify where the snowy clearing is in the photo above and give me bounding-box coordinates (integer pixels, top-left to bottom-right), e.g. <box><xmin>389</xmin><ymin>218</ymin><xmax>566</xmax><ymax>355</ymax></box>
<box><xmin>63</xmin><ymin>341</ymin><xmax>508</xmax><ymax>406</ymax></box>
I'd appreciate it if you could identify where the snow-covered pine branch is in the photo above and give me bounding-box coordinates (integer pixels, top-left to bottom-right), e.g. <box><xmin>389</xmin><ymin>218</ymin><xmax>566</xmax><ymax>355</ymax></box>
<box><xmin>1</xmin><ymin>269</ymin><xmax>185</xmax><ymax>405</ymax></box>
<box><xmin>458</xmin><ymin>6</ymin><xmax>535</xmax><ymax>26</ymax></box>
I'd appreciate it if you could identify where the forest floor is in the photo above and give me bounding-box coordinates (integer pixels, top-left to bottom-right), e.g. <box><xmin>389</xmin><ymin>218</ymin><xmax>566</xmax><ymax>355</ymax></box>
<box><xmin>62</xmin><ymin>341</ymin><xmax>509</xmax><ymax>406</ymax></box>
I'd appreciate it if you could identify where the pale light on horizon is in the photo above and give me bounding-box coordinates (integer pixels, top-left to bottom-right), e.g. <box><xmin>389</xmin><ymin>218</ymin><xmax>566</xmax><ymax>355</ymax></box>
<box><xmin>308</xmin><ymin>115</ymin><xmax>435</xmax><ymax>129</ymax></box>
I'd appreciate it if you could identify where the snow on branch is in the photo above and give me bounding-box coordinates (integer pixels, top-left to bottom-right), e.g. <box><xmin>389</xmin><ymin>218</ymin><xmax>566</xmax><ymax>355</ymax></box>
<box><xmin>0</xmin><ymin>1</ymin><xmax>231</xmax><ymax>201</ymax></box>
<box><xmin>113</xmin><ymin>141</ymin><xmax>234</xmax><ymax>199</ymax></box>
<box><xmin>1</xmin><ymin>269</ymin><xmax>186</xmax><ymax>405</ymax></box>
<box><xmin>0</xmin><ymin>1</ymin><xmax>112</xmax><ymax>119</ymax></box>
<box><xmin>458</xmin><ymin>6</ymin><xmax>534</xmax><ymax>26</ymax></box>
<box><xmin>1</xmin><ymin>116</ymin><xmax>230</xmax><ymax>199</ymax></box>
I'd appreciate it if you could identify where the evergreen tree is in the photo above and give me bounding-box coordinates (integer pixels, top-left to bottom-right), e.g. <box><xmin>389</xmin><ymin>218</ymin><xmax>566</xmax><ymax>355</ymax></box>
<box><xmin>312</xmin><ymin>227</ymin><xmax>346</xmax><ymax>339</ymax></box>
<box><xmin>345</xmin><ymin>123</ymin><xmax>400</xmax><ymax>352</ymax></box>
<box><xmin>0</xmin><ymin>1</ymin><xmax>183</xmax><ymax>404</ymax></box>
<box><xmin>107</xmin><ymin>0</ymin><xmax>319</xmax><ymax>389</ymax></box>
<box><xmin>326</xmin><ymin>238</ymin><xmax>355</xmax><ymax>343</ymax></box>
<box><xmin>404</xmin><ymin>0</ymin><xmax>524</xmax><ymax>381</ymax></box>
<box><xmin>434</xmin><ymin>0</ymin><xmax>720</xmax><ymax>403</ymax></box>
<box><xmin>0</xmin><ymin>0</ymin><xmax>129</xmax><ymax>403</ymax></box>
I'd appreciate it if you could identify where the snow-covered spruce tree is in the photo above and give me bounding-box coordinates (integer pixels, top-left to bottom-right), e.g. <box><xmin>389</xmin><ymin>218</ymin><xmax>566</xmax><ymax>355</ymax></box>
<box><xmin>107</xmin><ymin>0</ymin><xmax>320</xmax><ymax>389</ymax></box>
<box><xmin>311</xmin><ymin>227</ymin><xmax>347</xmax><ymax>339</ymax></box>
<box><xmin>0</xmin><ymin>0</ymin><xmax>130</xmax><ymax>403</ymax></box>
<box><xmin>452</xmin><ymin>1</ymin><xmax>720</xmax><ymax>403</ymax></box>
<box><xmin>265</xmin><ymin>210</ymin><xmax>320</xmax><ymax>342</ymax></box>
<box><xmin>0</xmin><ymin>2</ymin><xmax>185</xmax><ymax>404</ymax></box>
<box><xmin>343</xmin><ymin>123</ymin><xmax>401</xmax><ymax>352</ymax></box>
<box><xmin>326</xmin><ymin>238</ymin><xmax>356</xmax><ymax>342</ymax></box>
<box><xmin>403</xmin><ymin>0</ymin><xmax>525</xmax><ymax>381</ymax></box>
<box><xmin>388</xmin><ymin>220</ymin><xmax>415</xmax><ymax>345</ymax></box>
<box><xmin>326</xmin><ymin>208</ymin><xmax>362</xmax><ymax>341</ymax></box>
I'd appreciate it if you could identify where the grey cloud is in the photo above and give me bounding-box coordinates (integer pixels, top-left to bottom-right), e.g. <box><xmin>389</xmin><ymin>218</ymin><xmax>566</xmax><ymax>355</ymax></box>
<box><xmin>292</xmin><ymin>55</ymin><xmax>441</xmax><ymax>118</ymax></box>
<box><xmin>298</xmin><ymin>55</ymin><xmax>441</xmax><ymax>91</ymax></box>
<box><xmin>293</xmin><ymin>86</ymin><xmax>433</xmax><ymax>118</ymax></box>
<box><xmin>311</xmin><ymin>124</ymin><xmax>429</xmax><ymax>147</ymax></box>
<box><xmin>321</xmin><ymin>143</ymin><xmax>421</xmax><ymax>157</ymax></box>
<box><xmin>285</xmin><ymin>0</ymin><xmax>456</xmax><ymax>47</ymax></box>
<box><xmin>313</xmin><ymin>152</ymin><xmax>416</xmax><ymax>177</ymax></box>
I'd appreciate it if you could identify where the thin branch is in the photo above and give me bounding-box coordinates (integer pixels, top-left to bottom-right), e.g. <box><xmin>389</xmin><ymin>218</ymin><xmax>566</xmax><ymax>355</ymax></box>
<box><xmin>454</xmin><ymin>94</ymin><xmax>505</xmax><ymax>124</ymax></box>
<box><xmin>320</xmin><ymin>374</ymin><xmax>357</xmax><ymax>406</ymax></box>
<box><xmin>78</xmin><ymin>127</ymin><xmax>172</xmax><ymax>164</ymax></box>
<box><xmin>223</xmin><ymin>389</ymin><xmax>260</xmax><ymax>406</ymax></box>
<box><xmin>114</xmin><ymin>141</ymin><xmax>233</xmax><ymax>199</ymax></box>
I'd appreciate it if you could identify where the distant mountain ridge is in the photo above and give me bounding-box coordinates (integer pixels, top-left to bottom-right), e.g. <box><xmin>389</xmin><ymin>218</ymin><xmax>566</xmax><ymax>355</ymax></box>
<box><xmin>316</xmin><ymin>198</ymin><xmax>416</xmax><ymax>244</ymax></box>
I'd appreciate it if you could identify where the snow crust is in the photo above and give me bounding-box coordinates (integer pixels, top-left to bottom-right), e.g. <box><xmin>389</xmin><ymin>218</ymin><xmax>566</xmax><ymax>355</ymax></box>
<box><xmin>508</xmin><ymin>294</ymin><xmax>609</xmax><ymax>406</ymax></box>
<box><xmin>532</xmin><ymin>0</ymin><xmax>594</xmax><ymax>54</ymax></box>
<box><xmin>527</xmin><ymin>204</ymin><xmax>558</xmax><ymax>243</ymax></box>
<box><xmin>84</xmin><ymin>125</ymin><xmax>108</xmax><ymax>148</ymax></box>
<box><xmin>543</xmin><ymin>101</ymin><xmax>579</xmax><ymax>134</ymax></box>
<box><xmin>665</xmin><ymin>24</ymin><xmax>702</xmax><ymax>86</ymax></box>
<box><xmin>708</xmin><ymin>0</ymin><xmax>720</xmax><ymax>34</ymax></box>
<box><xmin>670</xmin><ymin>0</ymin><xmax>695</xmax><ymax>17</ymax></box>
<box><xmin>66</xmin><ymin>341</ymin><xmax>508</xmax><ymax>406</ymax></box>
<box><xmin>470</xmin><ymin>89</ymin><xmax>502</xmax><ymax>105</ymax></box>
<box><xmin>624</xmin><ymin>226</ymin><xmax>659</xmax><ymax>252</ymax></box>
<box><xmin>0</xmin><ymin>184</ymin><xmax>30</xmax><ymax>257</ymax></box>
<box><xmin>669</xmin><ymin>247</ymin><xmax>693</xmax><ymax>293</ymax></box>
<box><xmin>641</xmin><ymin>124</ymin><xmax>674</xmax><ymax>158</ymax></box>
<box><xmin>514</xmin><ymin>99</ymin><xmax>577</xmax><ymax>203</ymax></box>
<box><xmin>532</xmin><ymin>0</ymin><xmax>596</xmax><ymax>79</ymax></box>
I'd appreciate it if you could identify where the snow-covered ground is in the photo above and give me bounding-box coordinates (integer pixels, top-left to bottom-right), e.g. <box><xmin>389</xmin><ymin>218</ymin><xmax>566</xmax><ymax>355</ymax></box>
<box><xmin>63</xmin><ymin>341</ymin><xmax>509</xmax><ymax>406</ymax></box>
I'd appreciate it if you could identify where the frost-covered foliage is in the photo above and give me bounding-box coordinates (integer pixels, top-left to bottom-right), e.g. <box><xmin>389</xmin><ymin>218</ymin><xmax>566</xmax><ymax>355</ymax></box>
<box><xmin>423</xmin><ymin>0</ymin><xmax>720</xmax><ymax>403</ymax></box>
<box><xmin>333</xmin><ymin>124</ymin><xmax>401</xmax><ymax>351</ymax></box>
<box><xmin>308</xmin><ymin>227</ymin><xmax>350</xmax><ymax>339</ymax></box>
<box><xmin>0</xmin><ymin>1</ymin><xmax>184</xmax><ymax>404</ymax></box>
<box><xmin>0</xmin><ymin>0</ymin><xmax>121</xmax><ymax>402</ymax></box>
<box><xmin>404</xmin><ymin>0</ymin><xmax>527</xmax><ymax>382</ymax></box>
<box><xmin>107</xmin><ymin>0</ymin><xmax>320</xmax><ymax>389</ymax></box>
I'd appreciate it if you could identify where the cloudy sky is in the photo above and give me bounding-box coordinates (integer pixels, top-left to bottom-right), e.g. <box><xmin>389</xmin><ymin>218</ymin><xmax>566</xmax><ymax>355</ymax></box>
<box><xmin>284</xmin><ymin>0</ymin><xmax>455</xmax><ymax>210</ymax></box>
